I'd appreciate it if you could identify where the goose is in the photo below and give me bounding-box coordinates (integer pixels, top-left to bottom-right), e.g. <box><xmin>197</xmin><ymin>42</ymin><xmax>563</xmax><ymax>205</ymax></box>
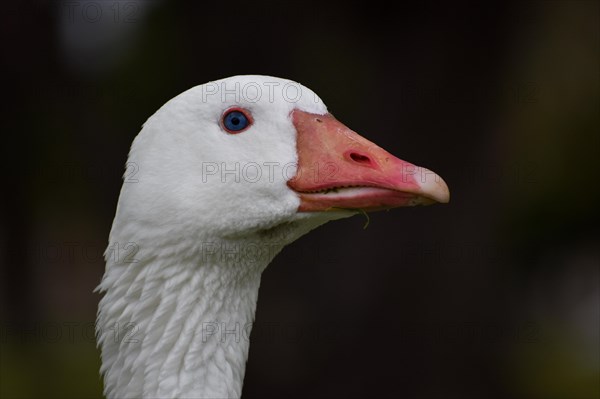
<box><xmin>96</xmin><ymin>75</ymin><xmax>450</xmax><ymax>399</ymax></box>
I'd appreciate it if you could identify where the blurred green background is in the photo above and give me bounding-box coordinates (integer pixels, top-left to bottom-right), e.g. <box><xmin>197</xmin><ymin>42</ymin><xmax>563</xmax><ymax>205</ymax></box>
<box><xmin>1</xmin><ymin>1</ymin><xmax>598</xmax><ymax>398</ymax></box>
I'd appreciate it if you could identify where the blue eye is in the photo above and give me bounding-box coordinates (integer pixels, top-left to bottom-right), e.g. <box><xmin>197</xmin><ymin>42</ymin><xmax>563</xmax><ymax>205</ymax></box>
<box><xmin>222</xmin><ymin>109</ymin><xmax>251</xmax><ymax>133</ymax></box>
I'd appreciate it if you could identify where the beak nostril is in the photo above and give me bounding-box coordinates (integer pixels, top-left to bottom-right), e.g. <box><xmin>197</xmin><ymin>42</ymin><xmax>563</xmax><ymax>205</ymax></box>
<box><xmin>350</xmin><ymin>152</ymin><xmax>371</xmax><ymax>164</ymax></box>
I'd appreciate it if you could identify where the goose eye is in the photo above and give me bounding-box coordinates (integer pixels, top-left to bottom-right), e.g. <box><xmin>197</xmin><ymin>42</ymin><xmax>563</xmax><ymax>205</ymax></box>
<box><xmin>222</xmin><ymin>108</ymin><xmax>252</xmax><ymax>133</ymax></box>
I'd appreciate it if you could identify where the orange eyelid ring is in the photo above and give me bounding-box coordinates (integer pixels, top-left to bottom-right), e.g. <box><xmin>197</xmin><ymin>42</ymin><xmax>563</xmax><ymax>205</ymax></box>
<box><xmin>220</xmin><ymin>107</ymin><xmax>254</xmax><ymax>134</ymax></box>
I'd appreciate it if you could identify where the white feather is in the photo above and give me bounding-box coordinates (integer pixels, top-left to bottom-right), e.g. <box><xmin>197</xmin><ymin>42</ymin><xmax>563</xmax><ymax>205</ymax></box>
<box><xmin>97</xmin><ymin>76</ymin><xmax>352</xmax><ymax>398</ymax></box>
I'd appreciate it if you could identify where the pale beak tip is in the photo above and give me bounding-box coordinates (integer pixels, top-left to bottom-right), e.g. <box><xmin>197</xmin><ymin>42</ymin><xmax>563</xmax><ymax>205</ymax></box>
<box><xmin>418</xmin><ymin>169</ymin><xmax>450</xmax><ymax>204</ymax></box>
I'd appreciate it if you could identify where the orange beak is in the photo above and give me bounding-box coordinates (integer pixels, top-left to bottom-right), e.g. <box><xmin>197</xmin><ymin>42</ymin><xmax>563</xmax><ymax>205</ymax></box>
<box><xmin>287</xmin><ymin>110</ymin><xmax>450</xmax><ymax>212</ymax></box>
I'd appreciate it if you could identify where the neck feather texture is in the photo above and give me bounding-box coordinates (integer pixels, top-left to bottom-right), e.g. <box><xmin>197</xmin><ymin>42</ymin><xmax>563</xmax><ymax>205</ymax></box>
<box><xmin>97</xmin><ymin>238</ymin><xmax>279</xmax><ymax>398</ymax></box>
<box><xmin>97</xmin><ymin>212</ymin><xmax>345</xmax><ymax>398</ymax></box>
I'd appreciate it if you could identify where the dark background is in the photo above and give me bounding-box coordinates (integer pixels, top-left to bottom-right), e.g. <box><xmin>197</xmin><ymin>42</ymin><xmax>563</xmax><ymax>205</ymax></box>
<box><xmin>1</xmin><ymin>1</ymin><xmax>599</xmax><ymax>398</ymax></box>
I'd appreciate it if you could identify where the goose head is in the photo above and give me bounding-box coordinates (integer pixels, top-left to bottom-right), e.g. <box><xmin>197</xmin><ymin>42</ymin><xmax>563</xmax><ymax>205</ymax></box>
<box><xmin>99</xmin><ymin>75</ymin><xmax>449</xmax><ymax>398</ymax></box>
<box><xmin>114</xmin><ymin>75</ymin><xmax>448</xmax><ymax>247</ymax></box>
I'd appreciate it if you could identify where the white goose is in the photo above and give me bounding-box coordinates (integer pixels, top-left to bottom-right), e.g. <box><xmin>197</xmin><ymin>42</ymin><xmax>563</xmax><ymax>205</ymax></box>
<box><xmin>96</xmin><ymin>75</ymin><xmax>449</xmax><ymax>398</ymax></box>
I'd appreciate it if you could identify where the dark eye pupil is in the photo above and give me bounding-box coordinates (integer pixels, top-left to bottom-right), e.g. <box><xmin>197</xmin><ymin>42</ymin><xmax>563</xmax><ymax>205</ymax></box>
<box><xmin>223</xmin><ymin>110</ymin><xmax>249</xmax><ymax>132</ymax></box>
